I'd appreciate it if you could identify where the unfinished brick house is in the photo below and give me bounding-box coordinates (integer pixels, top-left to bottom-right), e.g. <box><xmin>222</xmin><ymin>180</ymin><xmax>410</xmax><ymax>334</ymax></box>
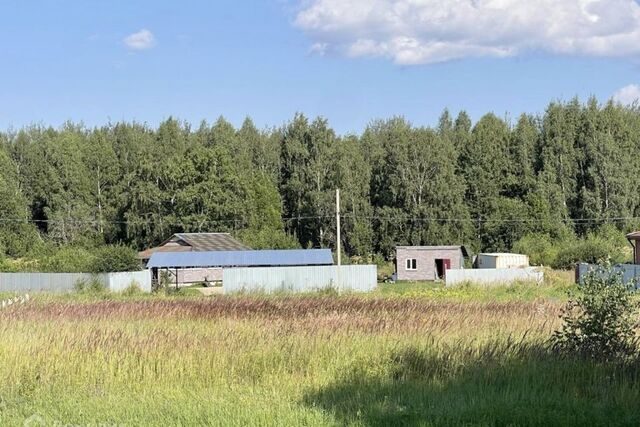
<box><xmin>395</xmin><ymin>246</ymin><xmax>469</xmax><ymax>281</ymax></box>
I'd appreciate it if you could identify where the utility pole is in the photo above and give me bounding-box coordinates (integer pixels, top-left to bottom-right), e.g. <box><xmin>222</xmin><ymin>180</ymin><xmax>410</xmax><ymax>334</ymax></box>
<box><xmin>336</xmin><ymin>188</ymin><xmax>341</xmax><ymax>266</ymax></box>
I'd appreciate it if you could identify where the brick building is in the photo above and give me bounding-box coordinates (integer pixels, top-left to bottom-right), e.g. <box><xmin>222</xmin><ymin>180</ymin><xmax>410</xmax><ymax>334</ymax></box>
<box><xmin>395</xmin><ymin>246</ymin><xmax>469</xmax><ymax>281</ymax></box>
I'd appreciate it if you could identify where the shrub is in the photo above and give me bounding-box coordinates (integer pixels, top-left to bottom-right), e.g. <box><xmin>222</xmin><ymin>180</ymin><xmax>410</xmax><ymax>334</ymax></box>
<box><xmin>552</xmin><ymin>239</ymin><xmax>610</xmax><ymax>270</ymax></box>
<box><xmin>121</xmin><ymin>282</ymin><xmax>143</xmax><ymax>296</ymax></box>
<box><xmin>74</xmin><ymin>275</ymin><xmax>107</xmax><ymax>293</ymax></box>
<box><xmin>39</xmin><ymin>247</ymin><xmax>95</xmax><ymax>272</ymax></box>
<box><xmin>90</xmin><ymin>245</ymin><xmax>140</xmax><ymax>273</ymax></box>
<box><xmin>551</xmin><ymin>266</ymin><xmax>639</xmax><ymax>361</ymax></box>
<box><xmin>512</xmin><ymin>233</ymin><xmax>558</xmax><ymax>266</ymax></box>
<box><xmin>514</xmin><ymin>228</ymin><xmax>628</xmax><ymax>270</ymax></box>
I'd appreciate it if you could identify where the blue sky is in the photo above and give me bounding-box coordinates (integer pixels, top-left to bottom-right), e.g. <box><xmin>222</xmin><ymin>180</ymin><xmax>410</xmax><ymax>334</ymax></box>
<box><xmin>1</xmin><ymin>0</ymin><xmax>640</xmax><ymax>135</ymax></box>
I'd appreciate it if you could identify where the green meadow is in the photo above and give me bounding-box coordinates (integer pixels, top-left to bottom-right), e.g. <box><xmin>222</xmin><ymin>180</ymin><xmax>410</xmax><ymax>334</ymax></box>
<box><xmin>0</xmin><ymin>276</ymin><xmax>638</xmax><ymax>426</ymax></box>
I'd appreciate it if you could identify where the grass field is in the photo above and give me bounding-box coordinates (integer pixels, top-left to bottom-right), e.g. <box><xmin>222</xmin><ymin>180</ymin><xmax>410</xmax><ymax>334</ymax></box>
<box><xmin>0</xmin><ymin>274</ymin><xmax>639</xmax><ymax>426</ymax></box>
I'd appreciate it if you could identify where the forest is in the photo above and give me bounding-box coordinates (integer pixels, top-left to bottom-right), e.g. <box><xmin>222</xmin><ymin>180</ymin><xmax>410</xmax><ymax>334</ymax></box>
<box><xmin>1</xmin><ymin>97</ymin><xmax>639</xmax><ymax>269</ymax></box>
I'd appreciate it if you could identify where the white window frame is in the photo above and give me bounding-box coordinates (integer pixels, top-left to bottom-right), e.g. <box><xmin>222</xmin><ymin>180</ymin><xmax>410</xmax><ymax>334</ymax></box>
<box><xmin>405</xmin><ymin>258</ymin><xmax>417</xmax><ymax>270</ymax></box>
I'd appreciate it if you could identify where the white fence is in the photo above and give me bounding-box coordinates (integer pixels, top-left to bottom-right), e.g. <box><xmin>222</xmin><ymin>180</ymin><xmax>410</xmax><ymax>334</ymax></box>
<box><xmin>223</xmin><ymin>265</ymin><xmax>377</xmax><ymax>294</ymax></box>
<box><xmin>0</xmin><ymin>271</ymin><xmax>152</xmax><ymax>293</ymax></box>
<box><xmin>445</xmin><ymin>267</ymin><xmax>544</xmax><ymax>287</ymax></box>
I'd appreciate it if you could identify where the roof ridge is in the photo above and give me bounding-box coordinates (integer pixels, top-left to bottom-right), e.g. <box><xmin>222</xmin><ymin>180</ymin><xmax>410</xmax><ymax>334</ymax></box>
<box><xmin>177</xmin><ymin>232</ymin><xmax>231</xmax><ymax>235</ymax></box>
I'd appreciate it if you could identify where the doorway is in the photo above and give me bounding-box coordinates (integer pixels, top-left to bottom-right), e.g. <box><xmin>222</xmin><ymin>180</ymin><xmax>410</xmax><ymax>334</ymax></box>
<box><xmin>435</xmin><ymin>259</ymin><xmax>451</xmax><ymax>280</ymax></box>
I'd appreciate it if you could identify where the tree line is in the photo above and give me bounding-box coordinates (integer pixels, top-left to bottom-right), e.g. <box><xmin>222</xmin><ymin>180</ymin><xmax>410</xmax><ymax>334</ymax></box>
<box><xmin>1</xmin><ymin>97</ymin><xmax>639</xmax><ymax>265</ymax></box>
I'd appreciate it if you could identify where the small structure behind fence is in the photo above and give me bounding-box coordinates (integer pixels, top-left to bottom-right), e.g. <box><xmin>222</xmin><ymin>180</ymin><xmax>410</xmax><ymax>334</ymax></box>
<box><xmin>223</xmin><ymin>265</ymin><xmax>377</xmax><ymax>294</ymax></box>
<box><xmin>575</xmin><ymin>263</ymin><xmax>640</xmax><ymax>288</ymax></box>
<box><xmin>0</xmin><ymin>271</ymin><xmax>152</xmax><ymax>293</ymax></box>
<box><xmin>445</xmin><ymin>267</ymin><xmax>543</xmax><ymax>287</ymax></box>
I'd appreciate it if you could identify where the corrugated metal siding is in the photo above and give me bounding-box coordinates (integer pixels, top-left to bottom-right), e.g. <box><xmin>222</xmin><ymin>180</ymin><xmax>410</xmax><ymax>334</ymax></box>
<box><xmin>106</xmin><ymin>271</ymin><xmax>152</xmax><ymax>292</ymax></box>
<box><xmin>576</xmin><ymin>263</ymin><xmax>640</xmax><ymax>288</ymax></box>
<box><xmin>0</xmin><ymin>272</ymin><xmax>151</xmax><ymax>293</ymax></box>
<box><xmin>148</xmin><ymin>249</ymin><xmax>334</xmax><ymax>268</ymax></box>
<box><xmin>0</xmin><ymin>273</ymin><xmax>88</xmax><ymax>292</ymax></box>
<box><xmin>223</xmin><ymin>265</ymin><xmax>377</xmax><ymax>294</ymax></box>
<box><xmin>445</xmin><ymin>268</ymin><xmax>543</xmax><ymax>287</ymax></box>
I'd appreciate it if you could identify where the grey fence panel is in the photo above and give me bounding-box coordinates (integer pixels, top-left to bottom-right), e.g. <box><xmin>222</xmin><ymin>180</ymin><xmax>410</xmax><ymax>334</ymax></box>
<box><xmin>576</xmin><ymin>263</ymin><xmax>640</xmax><ymax>289</ymax></box>
<box><xmin>223</xmin><ymin>265</ymin><xmax>377</xmax><ymax>294</ymax></box>
<box><xmin>0</xmin><ymin>273</ymin><xmax>92</xmax><ymax>292</ymax></box>
<box><xmin>106</xmin><ymin>271</ymin><xmax>152</xmax><ymax>293</ymax></box>
<box><xmin>445</xmin><ymin>268</ymin><xmax>544</xmax><ymax>287</ymax></box>
<box><xmin>0</xmin><ymin>271</ymin><xmax>152</xmax><ymax>293</ymax></box>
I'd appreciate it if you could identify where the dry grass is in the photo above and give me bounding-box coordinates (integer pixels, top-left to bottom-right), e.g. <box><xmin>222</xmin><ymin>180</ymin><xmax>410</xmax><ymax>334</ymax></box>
<box><xmin>0</xmin><ymin>288</ymin><xmax>637</xmax><ymax>426</ymax></box>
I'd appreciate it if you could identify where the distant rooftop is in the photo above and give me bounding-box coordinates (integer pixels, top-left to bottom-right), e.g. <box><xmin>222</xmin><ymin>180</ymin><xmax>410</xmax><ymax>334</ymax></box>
<box><xmin>397</xmin><ymin>245</ymin><xmax>470</xmax><ymax>257</ymax></box>
<box><xmin>627</xmin><ymin>231</ymin><xmax>640</xmax><ymax>239</ymax></box>
<box><xmin>478</xmin><ymin>253</ymin><xmax>527</xmax><ymax>257</ymax></box>
<box><xmin>147</xmin><ymin>249</ymin><xmax>334</xmax><ymax>269</ymax></box>
<box><xmin>138</xmin><ymin>232</ymin><xmax>250</xmax><ymax>260</ymax></box>
<box><xmin>169</xmin><ymin>233</ymin><xmax>251</xmax><ymax>252</ymax></box>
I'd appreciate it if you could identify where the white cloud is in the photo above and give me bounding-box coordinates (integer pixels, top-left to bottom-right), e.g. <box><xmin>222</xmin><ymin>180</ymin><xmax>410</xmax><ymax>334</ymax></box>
<box><xmin>613</xmin><ymin>84</ymin><xmax>640</xmax><ymax>105</ymax></box>
<box><xmin>123</xmin><ymin>29</ymin><xmax>156</xmax><ymax>51</ymax></box>
<box><xmin>309</xmin><ymin>42</ymin><xmax>328</xmax><ymax>56</ymax></box>
<box><xmin>295</xmin><ymin>0</ymin><xmax>640</xmax><ymax>64</ymax></box>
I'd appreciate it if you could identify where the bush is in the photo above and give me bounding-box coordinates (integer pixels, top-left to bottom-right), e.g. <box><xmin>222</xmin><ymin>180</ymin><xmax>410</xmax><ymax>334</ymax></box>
<box><xmin>74</xmin><ymin>275</ymin><xmax>107</xmax><ymax>293</ymax></box>
<box><xmin>551</xmin><ymin>266</ymin><xmax>639</xmax><ymax>361</ymax></box>
<box><xmin>512</xmin><ymin>233</ymin><xmax>558</xmax><ymax>266</ymax></box>
<box><xmin>514</xmin><ymin>227</ymin><xmax>629</xmax><ymax>270</ymax></box>
<box><xmin>90</xmin><ymin>245</ymin><xmax>140</xmax><ymax>273</ymax></box>
<box><xmin>120</xmin><ymin>282</ymin><xmax>143</xmax><ymax>296</ymax></box>
<box><xmin>39</xmin><ymin>247</ymin><xmax>95</xmax><ymax>272</ymax></box>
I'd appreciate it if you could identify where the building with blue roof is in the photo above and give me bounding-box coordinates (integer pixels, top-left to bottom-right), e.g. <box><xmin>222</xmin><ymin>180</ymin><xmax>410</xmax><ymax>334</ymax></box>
<box><xmin>148</xmin><ymin>249</ymin><xmax>334</xmax><ymax>286</ymax></box>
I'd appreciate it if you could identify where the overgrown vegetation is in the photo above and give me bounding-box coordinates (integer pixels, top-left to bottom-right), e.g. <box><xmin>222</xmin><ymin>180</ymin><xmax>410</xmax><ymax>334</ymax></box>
<box><xmin>0</xmin><ymin>244</ymin><xmax>140</xmax><ymax>273</ymax></box>
<box><xmin>552</xmin><ymin>267</ymin><xmax>639</xmax><ymax>361</ymax></box>
<box><xmin>0</xmin><ymin>284</ymin><xmax>638</xmax><ymax>426</ymax></box>
<box><xmin>513</xmin><ymin>224</ymin><xmax>631</xmax><ymax>268</ymax></box>
<box><xmin>2</xmin><ymin>99</ymin><xmax>640</xmax><ymax>267</ymax></box>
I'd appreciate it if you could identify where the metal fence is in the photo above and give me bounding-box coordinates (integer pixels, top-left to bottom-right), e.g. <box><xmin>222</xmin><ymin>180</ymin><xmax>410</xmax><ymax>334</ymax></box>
<box><xmin>575</xmin><ymin>263</ymin><xmax>640</xmax><ymax>288</ymax></box>
<box><xmin>0</xmin><ymin>271</ymin><xmax>152</xmax><ymax>293</ymax></box>
<box><xmin>445</xmin><ymin>267</ymin><xmax>544</xmax><ymax>287</ymax></box>
<box><xmin>223</xmin><ymin>265</ymin><xmax>377</xmax><ymax>294</ymax></box>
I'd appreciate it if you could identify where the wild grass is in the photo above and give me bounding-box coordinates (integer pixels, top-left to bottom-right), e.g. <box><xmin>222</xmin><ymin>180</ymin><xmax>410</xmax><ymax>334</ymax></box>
<box><xmin>0</xmin><ymin>274</ymin><xmax>638</xmax><ymax>426</ymax></box>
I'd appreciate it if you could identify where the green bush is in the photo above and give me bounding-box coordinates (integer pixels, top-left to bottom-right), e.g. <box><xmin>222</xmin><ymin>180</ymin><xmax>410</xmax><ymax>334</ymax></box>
<box><xmin>74</xmin><ymin>275</ymin><xmax>107</xmax><ymax>293</ymax></box>
<box><xmin>552</xmin><ymin>238</ymin><xmax>614</xmax><ymax>269</ymax></box>
<box><xmin>90</xmin><ymin>245</ymin><xmax>140</xmax><ymax>273</ymax></box>
<box><xmin>552</xmin><ymin>266</ymin><xmax>639</xmax><ymax>361</ymax></box>
<box><xmin>120</xmin><ymin>282</ymin><xmax>143</xmax><ymax>296</ymax></box>
<box><xmin>512</xmin><ymin>233</ymin><xmax>559</xmax><ymax>266</ymax></box>
<box><xmin>514</xmin><ymin>226</ymin><xmax>629</xmax><ymax>270</ymax></box>
<box><xmin>39</xmin><ymin>247</ymin><xmax>95</xmax><ymax>273</ymax></box>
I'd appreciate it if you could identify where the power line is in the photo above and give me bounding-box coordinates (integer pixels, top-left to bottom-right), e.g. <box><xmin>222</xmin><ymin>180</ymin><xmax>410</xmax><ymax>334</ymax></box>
<box><xmin>0</xmin><ymin>214</ymin><xmax>637</xmax><ymax>225</ymax></box>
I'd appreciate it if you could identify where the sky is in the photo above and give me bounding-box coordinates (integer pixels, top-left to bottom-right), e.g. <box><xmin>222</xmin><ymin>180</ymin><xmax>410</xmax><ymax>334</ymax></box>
<box><xmin>1</xmin><ymin>0</ymin><xmax>640</xmax><ymax>135</ymax></box>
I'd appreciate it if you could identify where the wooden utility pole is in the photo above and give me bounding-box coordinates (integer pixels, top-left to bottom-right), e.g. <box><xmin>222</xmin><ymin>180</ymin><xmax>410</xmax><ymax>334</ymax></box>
<box><xmin>336</xmin><ymin>188</ymin><xmax>341</xmax><ymax>266</ymax></box>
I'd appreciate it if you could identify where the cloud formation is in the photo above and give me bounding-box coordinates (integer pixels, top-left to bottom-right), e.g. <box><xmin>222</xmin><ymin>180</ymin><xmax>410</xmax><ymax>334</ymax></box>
<box><xmin>123</xmin><ymin>29</ymin><xmax>156</xmax><ymax>51</ymax></box>
<box><xmin>295</xmin><ymin>0</ymin><xmax>640</xmax><ymax>64</ymax></box>
<box><xmin>613</xmin><ymin>84</ymin><xmax>640</xmax><ymax>105</ymax></box>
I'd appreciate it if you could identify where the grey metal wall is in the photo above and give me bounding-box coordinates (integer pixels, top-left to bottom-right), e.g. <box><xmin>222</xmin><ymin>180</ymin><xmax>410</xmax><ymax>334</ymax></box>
<box><xmin>223</xmin><ymin>265</ymin><xmax>377</xmax><ymax>294</ymax></box>
<box><xmin>575</xmin><ymin>263</ymin><xmax>640</xmax><ymax>289</ymax></box>
<box><xmin>0</xmin><ymin>271</ymin><xmax>152</xmax><ymax>293</ymax></box>
<box><xmin>445</xmin><ymin>267</ymin><xmax>544</xmax><ymax>287</ymax></box>
<box><xmin>105</xmin><ymin>271</ymin><xmax>152</xmax><ymax>293</ymax></box>
<box><xmin>0</xmin><ymin>273</ymin><xmax>90</xmax><ymax>292</ymax></box>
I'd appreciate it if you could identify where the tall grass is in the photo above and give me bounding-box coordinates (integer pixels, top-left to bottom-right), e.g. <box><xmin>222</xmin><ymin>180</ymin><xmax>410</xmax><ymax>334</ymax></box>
<box><xmin>0</xmin><ymin>292</ymin><xmax>637</xmax><ymax>426</ymax></box>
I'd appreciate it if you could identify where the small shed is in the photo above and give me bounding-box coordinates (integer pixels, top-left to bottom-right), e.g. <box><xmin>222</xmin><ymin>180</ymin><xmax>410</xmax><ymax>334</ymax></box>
<box><xmin>476</xmin><ymin>253</ymin><xmax>529</xmax><ymax>269</ymax></box>
<box><xmin>147</xmin><ymin>249</ymin><xmax>334</xmax><ymax>287</ymax></box>
<box><xmin>395</xmin><ymin>246</ymin><xmax>469</xmax><ymax>281</ymax></box>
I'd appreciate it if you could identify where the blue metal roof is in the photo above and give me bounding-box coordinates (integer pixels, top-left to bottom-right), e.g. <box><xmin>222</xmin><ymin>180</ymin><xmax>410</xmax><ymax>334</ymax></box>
<box><xmin>147</xmin><ymin>249</ymin><xmax>334</xmax><ymax>268</ymax></box>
